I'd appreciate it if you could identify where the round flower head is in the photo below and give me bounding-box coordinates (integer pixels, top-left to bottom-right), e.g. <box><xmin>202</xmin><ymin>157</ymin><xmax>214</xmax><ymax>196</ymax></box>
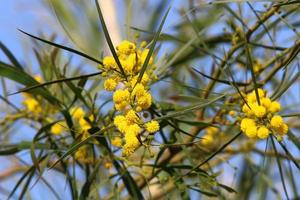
<box><xmin>270</xmin><ymin>115</ymin><xmax>284</xmax><ymax>129</ymax></box>
<box><xmin>145</xmin><ymin>120</ymin><xmax>160</xmax><ymax>133</ymax></box>
<box><xmin>261</xmin><ymin>97</ymin><xmax>271</xmax><ymax>109</ymax></box>
<box><xmin>125</xmin><ymin>110</ymin><xmax>139</xmax><ymax>124</ymax></box>
<box><xmin>111</xmin><ymin>137</ymin><xmax>122</xmax><ymax>147</ymax></box>
<box><xmin>252</xmin><ymin>104</ymin><xmax>266</xmax><ymax>118</ymax></box>
<box><xmin>201</xmin><ymin>134</ymin><xmax>214</xmax><ymax>146</ymax></box>
<box><xmin>51</xmin><ymin>123</ymin><xmax>64</xmax><ymax>135</ymax></box>
<box><xmin>275</xmin><ymin>123</ymin><xmax>288</xmax><ymax>135</ymax></box>
<box><xmin>113</xmin><ymin>89</ymin><xmax>130</xmax><ymax>104</ymax></box>
<box><xmin>70</xmin><ymin>107</ymin><xmax>85</xmax><ymax>120</ymax></box>
<box><xmin>245</xmin><ymin>126</ymin><xmax>257</xmax><ymax>138</ymax></box>
<box><xmin>104</xmin><ymin>78</ymin><xmax>117</xmax><ymax>91</ymax></box>
<box><xmin>114</xmin><ymin>115</ymin><xmax>128</xmax><ymax>134</ymax></box>
<box><xmin>103</xmin><ymin>56</ymin><xmax>116</xmax><ymax>69</ymax></box>
<box><xmin>257</xmin><ymin>126</ymin><xmax>269</xmax><ymax>139</ymax></box>
<box><xmin>269</xmin><ymin>101</ymin><xmax>281</xmax><ymax>113</ymax></box>
<box><xmin>117</xmin><ymin>40</ymin><xmax>136</xmax><ymax>55</ymax></box>
<box><xmin>240</xmin><ymin>118</ymin><xmax>256</xmax><ymax>132</ymax></box>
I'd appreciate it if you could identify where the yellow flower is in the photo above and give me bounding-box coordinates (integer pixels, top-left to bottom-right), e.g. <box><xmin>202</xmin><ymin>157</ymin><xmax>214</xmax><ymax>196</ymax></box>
<box><xmin>275</xmin><ymin>123</ymin><xmax>288</xmax><ymax>135</ymax></box>
<box><xmin>113</xmin><ymin>89</ymin><xmax>130</xmax><ymax>104</ymax></box>
<box><xmin>111</xmin><ymin>137</ymin><xmax>122</xmax><ymax>147</ymax></box>
<box><xmin>145</xmin><ymin>120</ymin><xmax>160</xmax><ymax>133</ymax></box>
<box><xmin>75</xmin><ymin>146</ymin><xmax>89</xmax><ymax>161</ymax></box>
<box><xmin>123</xmin><ymin>131</ymin><xmax>140</xmax><ymax>156</ymax></box>
<box><xmin>206</xmin><ymin>127</ymin><xmax>218</xmax><ymax>135</ymax></box>
<box><xmin>126</xmin><ymin>124</ymin><xmax>142</xmax><ymax>136</ymax></box>
<box><xmin>104</xmin><ymin>78</ymin><xmax>117</xmax><ymax>91</ymax></box>
<box><xmin>270</xmin><ymin>115</ymin><xmax>284</xmax><ymax>129</ymax></box>
<box><xmin>79</xmin><ymin>118</ymin><xmax>91</xmax><ymax>131</ymax></box>
<box><xmin>130</xmin><ymin>74</ymin><xmax>149</xmax><ymax>86</ymax></box>
<box><xmin>269</xmin><ymin>101</ymin><xmax>281</xmax><ymax>113</ymax></box>
<box><xmin>240</xmin><ymin>118</ymin><xmax>256</xmax><ymax>132</ymax></box>
<box><xmin>117</xmin><ymin>40</ymin><xmax>136</xmax><ymax>55</ymax></box>
<box><xmin>114</xmin><ymin>115</ymin><xmax>128</xmax><ymax>134</ymax></box>
<box><xmin>34</xmin><ymin>75</ymin><xmax>43</xmax><ymax>83</ymax></box>
<box><xmin>51</xmin><ymin>122</ymin><xmax>65</xmax><ymax>135</ymax></box>
<box><xmin>132</xmin><ymin>83</ymin><xmax>146</xmax><ymax>97</ymax></box>
<box><xmin>229</xmin><ymin>110</ymin><xmax>235</xmax><ymax>116</ymax></box>
<box><xmin>252</xmin><ymin>104</ymin><xmax>266</xmax><ymax>118</ymax></box>
<box><xmin>257</xmin><ymin>126</ymin><xmax>269</xmax><ymax>139</ymax></box>
<box><xmin>120</xmin><ymin>53</ymin><xmax>136</xmax><ymax>74</ymax></box>
<box><xmin>140</xmin><ymin>48</ymin><xmax>153</xmax><ymax>65</ymax></box>
<box><xmin>125</xmin><ymin>110</ymin><xmax>139</xmax><ymax>124</ymax></box>
<box><xmin>103</xmin><ymin>56</ymin><xmax>116</xmax><ymax>69</ymax></box>
<box><xmin>70</xmin><ymin>107</ymin><xmax>85</xmax><ymax>120</ymax></box>
<box><xmin>245</xmin><ymin>125</ymin><xmax>257</xmax><ymax>138</ymax></box>
<box><xmin>242</xmin><ymin>104</ymin><xmax>253</xmax><ymax>116</ymax></box>
<box><xmin>201</xmin><ymin>134</ymin><xmax>214</xmax><ymax>146</ymax></box>
<box><xmin>261</xmin><ymin>97</ymin><xmax>271</xmax><ymax>109</ymax></box>
<box><xmin>115</xmin><ymin>101</ymin><xmax>128</xmax><ymax>111</ymax></box>
<box><xmin>140</xmin><ymin>41</ymin><xmax>147</xmax><ymax>48</ymax></box>
<box><xmin>137</xmin><ymin>92</ymin><xmax>152</xmax><ymax>110</ymax></box>
<box><xmin>23</xmin><ymin>98</ymin><xmax>42</xmax><ymax>114</ymax></box>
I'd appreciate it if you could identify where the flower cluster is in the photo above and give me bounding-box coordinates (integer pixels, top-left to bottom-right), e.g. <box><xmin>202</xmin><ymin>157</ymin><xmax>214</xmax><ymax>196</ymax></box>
<box><xmin>240</xmin><ymin>89</ymin><xmax>288</xmax><ymax>140</ymax></box>
<box><xmin>101</xmin><ymin>40</ymin><xmax>160</xmax><ymax>156</ymax></box>
<box><xmin>201</xmin><ymin>127</ymin><xmax>219</xmax><ymax>147</ymax></box>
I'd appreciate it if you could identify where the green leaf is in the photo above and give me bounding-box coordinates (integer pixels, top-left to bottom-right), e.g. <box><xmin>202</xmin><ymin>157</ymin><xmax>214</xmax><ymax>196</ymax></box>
<box><xmin>0</xmin><ymin>41</ymin><xmax>23</xmax><ymax>70</ymax></box>
<box><xmin>0</xmin><ymin>61</ymin><xmax>60</xmax><ymax>105</ymax></box>
<box><xmin>155</xmin><ymin>94</ymin><xmax>226</xmax><ymax>120</ymax></box>
<box><xmin>270</xmin><ymin>136</ymin><xmax>289</xmax><ymax>200</ymax></box>
<box><xmin>18</xmin><ymin>29</ymin><xmax>103</xmax><ymax>65</ymax></box>
<box><xmin>136</xmin><ymin>7</ymin><xmax>171</xmax><ymax>85</ymax></box>
<box><xmin>10</xmin><ymin>71</ymin><xmax>102</xmax><ymax>95</ymax></box>
<box><xmin>94</xmin><ymin>0</ymin><xmax>126</xmax><ymax>78</ymax></box>
<box><xmin>80</xmin><ymin>160</ymin><xmax>102</xmax><ymax>199</ymax></box>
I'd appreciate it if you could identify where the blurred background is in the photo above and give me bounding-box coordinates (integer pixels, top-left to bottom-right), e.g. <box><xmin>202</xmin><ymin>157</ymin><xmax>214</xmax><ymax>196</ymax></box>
<box><xmin>0</xmin><ymin>1</ymin><xmax>300</xmax><ymax>199</ymax></box>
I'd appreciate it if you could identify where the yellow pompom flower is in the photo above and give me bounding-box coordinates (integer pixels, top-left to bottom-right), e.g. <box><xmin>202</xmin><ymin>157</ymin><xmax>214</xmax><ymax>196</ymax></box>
<box><xmin>240</xmin><ymin>118</ymin><xmax>256</xmax><ymax>132</ymax></box>
<box><xmin>270</xmin><ymin>115</ymin><xmax>284</xmax><ymax>129</ymax></box>
<box><xmin>145</xmin><ymin>120</ymin><xmax>160</xmax><ymax>133</ymax></box>
<box><xmin>51</xmin><ymin>122</ymin><xmax>64</xmax><ymax>135</ymax></box>
<box><xmin>125</xmin><ymin>110</ymin><xmax>139</xmax><ymax>124</ymax></box>
<box><xmin>137</xmin><ymin>92</ymin><xmax>152</xmax><ymax>110</ymax></box>
<box><xmin>242</xmin><ymin>104</ymin><xmax>253</xmax><ymax>116</ymax></box>
<box><xmin>140</xmin><ymin>49</ymin><xmax>153</xmax><ymax>65</ymax></box>
<box><xmin>121</xmin><ymin>53</ymin><xmax>136</xmax><ymax>74</ymax></box>
<box><xmin>114</xmin><ymin>115</ymin><xmax>128</xmax><ymax>134</ymax></box>
<box><xmin>261</xmin><ymin>97</ymin><xmax>271</xmax><ymax>109</ymax></box>
<box><xmin>117</xmin><ymin>40</ymin><xmax>136</xmax><ymax>55</ymax></box>
<box><xmin>126</xmin><ymin>124</ymin><xmax>142</xmax><ymax>136</ymax></box>
<box><xmin>140</xmin><ymin>41</ymin><xmax>147</xmax><ymax>48</ymax></box>
<box><xmin>103</xmin><ymin>56</ymin><xmax>116</xmax><ymax>69</ymax></box>
<box><xmin>269</xmin><ymin>101</ymin><xmax>281</xmax><ymax>113</ymax></box>
<box><xmin>104</xmin><ymin>78</ymin><xmax>117</xmax><ymax>91</ymax></box>
<box><xmin>257</xmin><ymin>126</ymin><xmax>270</xmax><ymax>139</ymax></box>
<box><xmin>79</xmin><ymin>118</ymin><xmax>91</xmax><ymax>131</ymax></box>
<box><xmin>123</xmin><ymin>132</ymin><xmax>140</xmax><ymax>156</ymax></box>
<box><xmin>245</xmin><ymin>125</ymin><xmax>257</xmax><ymax>138</ymax></box>
<box><xmin>23</xmin><ymin>98</ymin><xmax>42</xmax><ymax>114</ymax></box>
<box><xmin>111</xmin><ymin>137</ymin><xmax>122</xmax><ymax>147</ymax></box>
<box><xmin>113</xmin><ymin>89</ymin><xmax>130</xmax><ymax>104</ymax></box>
<box><xmin>206</xmin><ymin>127</ymin><xmax>218</xmax><ymax>135</ymax></box>
<box><xmin>132</xmin><ymin>83</ymin><xmax>146</xmax><ymax>97</ymax></box>
<box><xmin>70</xmin><ymin>107</ymin><xmax>85</xmax><ymax>120</ymax></box>
<box><xmin>229</xmin><ymin>110</ymin><xmax>235</xmax><ymax>116</ymax></box>
<box><xmin>253</xmin><ymin>104</ymin><xmax>266</xmax><ymax>118</ymax></box>
<box><xmin>275</xmin><ymin>123</ymin><xmax>288</xmax><ymax>135</ymax></box>
<box><xmin>201</xmin><ymin>134</ymin><xmax>214</xmax><ymax>146</ymax></box>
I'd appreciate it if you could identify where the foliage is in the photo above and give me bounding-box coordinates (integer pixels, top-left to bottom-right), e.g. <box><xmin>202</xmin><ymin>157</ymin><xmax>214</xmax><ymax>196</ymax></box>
<box><xmin>1</xmin><ymin>1</ymin><xmax>300</xmax><ymax>199</ymax></box>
